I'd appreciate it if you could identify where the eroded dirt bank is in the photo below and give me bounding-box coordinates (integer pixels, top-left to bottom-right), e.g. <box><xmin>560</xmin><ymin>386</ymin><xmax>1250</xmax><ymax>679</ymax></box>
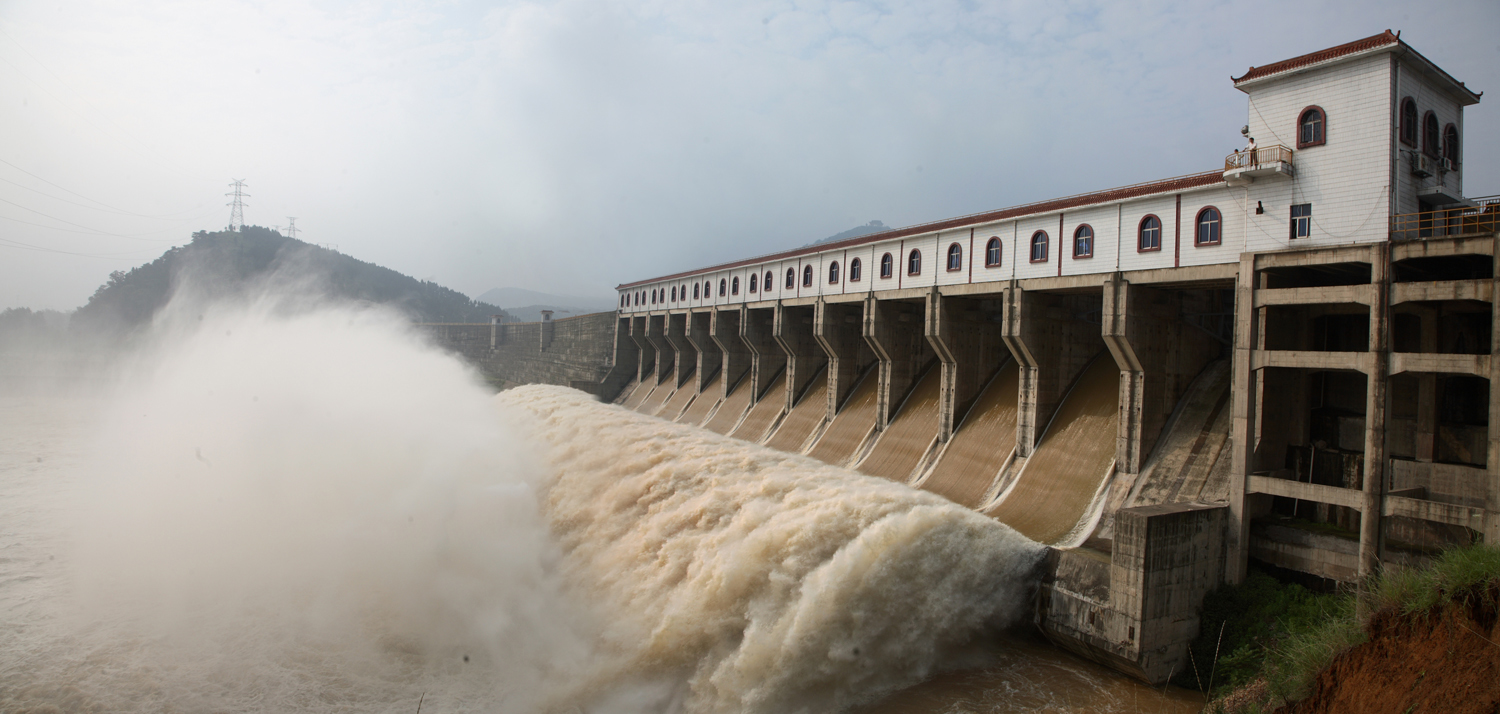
<box><xmin>1278</xmin><ymin>584</ymin><xmax>1500</xmax><ymax>714</ymax></box>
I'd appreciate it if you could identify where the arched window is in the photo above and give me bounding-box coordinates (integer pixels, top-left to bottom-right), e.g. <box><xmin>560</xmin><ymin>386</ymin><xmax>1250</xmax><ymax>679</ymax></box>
<box><xmin>1195</xmin><ymin>207</ymin><xmax>1221</xmax><ymax>246</ymax></box>
<box><xmin>1400</xmin><ymin>98</ymin><xmax>1418</xmax><ymax>147</ymax></box>
<box><xmin>704</xmin><ymin>281</ymin><xmax>711</xmax><ymax>297</ymax></box>
<box><xmin>880</xmin><ymin>253</ymin><xmax>894</xmax><ymax>278</ymax></box>
<box><xmin>693</xmin><ymin>283</ymin><xmax>700</xmax><ymax>299</ymax></box>
<box><xmin>1423</xmin><ymin>111</ymin><xmax>1440</xmax><ymax>158</ymax></box>
<box><xmin>749</xmin><ymin>272</ymin><xmax>758</xmax><ymax>293</ymax></box>
<box><xmin>680</xmin><ymin>284</ymin><xmax>686</xmax><ymax>301</ymax></box>
<box><xmin>651</xmin><ymin>289</ymin><xmax>658</xmax><ymax>304</ymax></box>
<box><xmin>802</xmin><ymin>264</ymin><xmax>813</xmax><ymax>287</ymax></box>
<box><xmin>1073</xmin><ymin>225</ymin><xmax>1093</xmax><ymax>258</ymax></box>
<box><xmin>907</xmin><ymin>249</ymin><xmax>921</xmax><ymax>275</ymax></box>
<box><xmin>828</xmin><ymin>261</ymin><xmax>840</xmax><ymax>284</ymax></box>
<box><xmin>1443</xmin><ymin>124</ymin><xmax>1460</xmax><ymax>169</ymax></box>
<box><xmin>670</xmin><ymin>286</ymin><xmax>677</xmax><ymax>302</ymax></box>
<box><xmin>764</xmin><ymin>271</ymin><xmax>774</xmax><ymax>292</ymax></box>
<box><xmin>1297</xmin><ymin>106</ymin><xmax>1325</xmax><ymax>148</ymax></box>
<box><xmin>786</xmin><ymin>268</ymin><xmax>795</xmax><ymax>289</ymax></box>
<box><xmin>1030</xmin><ymin>231</ymin><xmax>1048</xmax><ymax>263</ymax></box>
<box><xmin>946</xmin><ymin>243</ymin><xmax>963</xmax><ymax>271</ymax></box>
<box><xmin>719</xmin><ymin>279</ymin><xmax>727</xmax><ymax>297</ymax></box>
<box><xmin>731</xmin><ymin>276</ymin><xmax>740</xmax><ymax>295</ymax></box>
<box><xmin>1138</xmin><ymin>215</ymin><xmax>1162</xmax><ymax>252</ymax></box>
<box><xmin>985</xmin><ymin>237</ymin><xmax>1001</xmax><ymax>267</ymax></box>
<box><xmin>849</xmin><ymin>257</ymin><xmax>862</xmax><ymax>282</ymax></box>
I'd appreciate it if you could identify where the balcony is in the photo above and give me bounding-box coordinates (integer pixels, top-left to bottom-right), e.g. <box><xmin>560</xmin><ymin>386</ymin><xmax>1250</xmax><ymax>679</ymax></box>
<box><xmin>1223</xmin><ymin>144</ymin><xmax>1295</xmax><ymax>186</ymax></box>
<box><xmin>1390</xmin><ymin>195</ymin><xmax>1500</xmax><ymax>241</ymax></box>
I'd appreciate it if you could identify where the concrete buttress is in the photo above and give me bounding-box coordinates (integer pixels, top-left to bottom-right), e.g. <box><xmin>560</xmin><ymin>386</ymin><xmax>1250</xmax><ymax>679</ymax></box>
<box><xmin>863</xmin><ymin>295</ymin><xmax>934</xmax><ymax>431</ymax></box>
<box><xmin>774</xmin><ymin>303</ymin><xmax>827</xmax><ymax>411</ymax></box>
<box><xmin>814</xmin><ymin>299</ymin><xmax>874</xmax><ymax>420</ymax></box>
<box><xmin>925</xmin><ymin>289</ymin><xmax>1008</xmax><ymax>442</ymax></box>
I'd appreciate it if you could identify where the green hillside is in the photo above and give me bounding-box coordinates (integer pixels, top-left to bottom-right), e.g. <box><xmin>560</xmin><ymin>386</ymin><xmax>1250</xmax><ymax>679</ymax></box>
<box><xmin>73</xmin><ymin>226</ymin><xmax>508</xmax><ymax>328</ymax></box>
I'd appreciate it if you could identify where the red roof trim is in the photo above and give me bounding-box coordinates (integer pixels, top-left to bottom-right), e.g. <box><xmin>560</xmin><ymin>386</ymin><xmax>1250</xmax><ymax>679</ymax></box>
<box><xmin>617</xmin><ymin>170</ymin><xmax>1224</xmax><ymax>289</ymax></box>
<box><xmin>1233</xmin><ymin>31</ymin><xmax>1399</xmax><ymax>84</ymax></box>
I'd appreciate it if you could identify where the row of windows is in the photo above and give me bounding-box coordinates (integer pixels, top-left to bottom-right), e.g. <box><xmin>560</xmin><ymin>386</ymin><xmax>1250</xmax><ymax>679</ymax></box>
<box><xmin>622</xmin><ymin>207</ymin><xmax>1228</xmax><ymax>307</ymax></box>
<box><xmin>1399</xmin><ymin>97</ymin><xmax>1460</xmax><ymax>166</ymax></box>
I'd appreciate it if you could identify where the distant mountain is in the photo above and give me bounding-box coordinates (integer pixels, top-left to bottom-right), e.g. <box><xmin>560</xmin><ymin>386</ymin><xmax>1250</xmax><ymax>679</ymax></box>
<box><xmin>803</xmin><ymin>220</ymin><xmax>889</xmax><ymax>248</ymax></box>
<box><xmin>474</xmin><ymin>288</ymin><xmax>616</xmax><ymax>322</ymax></box>
<box><xmin>74</xmin><ymin>226</ymin><xmax>510</xmax><ymax>329</ymax></box>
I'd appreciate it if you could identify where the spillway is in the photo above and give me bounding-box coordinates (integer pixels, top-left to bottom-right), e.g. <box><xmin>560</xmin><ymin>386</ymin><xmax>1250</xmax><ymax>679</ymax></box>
<box><xmin>612</xmin><ymin>375</ymin><xmax>640</xmax><ymax>404</ymax></box>
<box><xmin>857</xmin><ymin>363</ymin><xmax>943</xmax><ymax>482</ymax></box>
<box><xmin>807</xmin><ymin>368</ymin><xmax>880</xmax><ymax>467</ymax></box>
<box><xmin>656</xmin><ymin>368</ymin><xmax>698</xmax><ymax>419</ymax></box>
<box><xmin>677</xmin><ymin>370</ymin><xmax>721</xmax><ymax>426</ymax></box>
<box><xmin>730</xmin><ymin>370</ymin><xmax>787</xmax><ymax>442</ymax></box>
<box><xmin>702</xmin><ymin>371</ymin><xmax>757</xmax><ymax>434</ymax></box>
<box><xmin>621</xmin><ymin>373</ymin><xmax>656</xmax><ymax>409</ymax></box>
<box><xmin>918</xmin><ymin>361</ymin><xmax>1019</xmax><ymax>508</ymax></box>
<box><xmin>637</xmin><ymin>368</ymin><xmax>677</xmax><ymax>413</ymax></box>
<box><xmin>764</xmin><ymin>368</ymin><xmax>828</xmax><ymax>453</ymax></box>
<box><xmin>985</xmin><ymin>354</ymin><xmax>1118</xmax><ymax>545</ymax></box>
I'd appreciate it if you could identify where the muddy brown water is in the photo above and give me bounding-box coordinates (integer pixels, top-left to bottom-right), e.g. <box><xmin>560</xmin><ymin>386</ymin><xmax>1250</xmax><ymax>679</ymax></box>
<box><xmin>807</xmin><ymin>368</ymin><xmax>880</xmax><ymax>467</ymax></box>
<box><xmin>764</xmin><ymin>368</ymin><xmax>828</xmax><ymax>453</ymax></box>
<box><xmin>858</xmin><ymin>364</ymin><xmax>944</xmax><ymax>482</ymax></box>
<box><xmin>919</xmin><ymin>361</ymin><xmax>1020</xmax><ymax>508</ymax></box>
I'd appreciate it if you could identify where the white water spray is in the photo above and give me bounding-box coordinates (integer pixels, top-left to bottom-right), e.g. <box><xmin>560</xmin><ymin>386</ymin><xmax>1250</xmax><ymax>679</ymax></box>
<box><xmin>2</xmin><ymin>292</ymin><xmax>1046</xmax><ymax>714</ymax></box>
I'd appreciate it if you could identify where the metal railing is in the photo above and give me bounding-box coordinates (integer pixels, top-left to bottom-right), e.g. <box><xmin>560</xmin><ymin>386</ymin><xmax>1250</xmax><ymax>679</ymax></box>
<box><xmin>1224</xmin><ymin>144</ymin><xmax>1294</xmax><ymax>172</ymax></box>
<box><xmin>1390</xmin><ymin>195</ymin><xmax>1500</xmax><ymax>241</ymax></box>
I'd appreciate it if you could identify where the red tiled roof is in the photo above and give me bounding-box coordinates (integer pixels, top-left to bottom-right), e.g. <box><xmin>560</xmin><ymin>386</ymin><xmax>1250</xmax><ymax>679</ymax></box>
<box><xmin>1233</xmin><ymin>31</ymin><xmax>1401</xmax><ymax>84</ymax></box>
<box><xmin>617</xmin><ymin>170</ymin><xmax>1224</xmax><ymax>289</ymax></box>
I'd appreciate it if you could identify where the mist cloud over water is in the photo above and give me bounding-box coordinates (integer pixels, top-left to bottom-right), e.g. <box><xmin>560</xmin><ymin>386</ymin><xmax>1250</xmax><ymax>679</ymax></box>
<box><xmin>4</xmin><ymin>288</ymin><xmax>1044</xmax><ymax>713</ymax></box>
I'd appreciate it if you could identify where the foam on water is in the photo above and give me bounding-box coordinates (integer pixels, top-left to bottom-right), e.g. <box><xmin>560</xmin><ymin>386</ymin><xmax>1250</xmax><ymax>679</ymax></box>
<box><xmin>0</xmin><ymin>296</ymin><xmax>1046</xmax><ymax>714</ymax></box>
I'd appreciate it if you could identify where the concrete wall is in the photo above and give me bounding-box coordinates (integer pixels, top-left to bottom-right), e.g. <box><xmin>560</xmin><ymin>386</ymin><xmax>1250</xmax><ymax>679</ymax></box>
<box><xmin>415</xmin><ymin>311</ymin><xmax>628</xmax><ymax>398</ymax></box>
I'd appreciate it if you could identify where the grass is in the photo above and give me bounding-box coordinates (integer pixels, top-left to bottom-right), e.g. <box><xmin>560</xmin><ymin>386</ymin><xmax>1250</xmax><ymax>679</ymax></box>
<box><xmin>1189</xmin><ymin>543</ymin><xmax>1500</xmax><ymax>713</ymax></box>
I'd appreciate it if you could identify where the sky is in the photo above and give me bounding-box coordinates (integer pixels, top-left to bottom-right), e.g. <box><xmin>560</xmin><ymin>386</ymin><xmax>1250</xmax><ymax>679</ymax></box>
<box><xmin>2</xmin><ymin>0</ymin><xmax>1498</xmax><ymax>311</ymax></box>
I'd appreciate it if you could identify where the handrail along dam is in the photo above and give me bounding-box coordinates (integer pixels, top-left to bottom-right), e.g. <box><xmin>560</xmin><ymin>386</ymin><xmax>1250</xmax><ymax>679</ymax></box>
<box><xmin>425</xmin><ymin>32</ymin><xmax>1498</xmax><ymax>685</ymax></box>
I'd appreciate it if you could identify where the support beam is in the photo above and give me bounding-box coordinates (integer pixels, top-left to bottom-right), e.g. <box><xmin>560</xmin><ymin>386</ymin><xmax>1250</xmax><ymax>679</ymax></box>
<box><xmin>1361</xmin><ymin>243</ymin><xmax>1389</xmax><ymax>578</ymax></box>
<box><xmin>645</xmin><ymin>313</ymin><xmax>673</xmax><ymax>383</ymax></box>
<box><xmin>1000</xmin><ymin>284</ymin><xmax>1106</xmax><ymax>456</ymax></box>
<box><xmin>863</xmin><ymin>295</ymin><xmax>933</xmax><ymax>430</ymax></box>
<box><xmin>814</xmin><ymin>299</ymin><xmax>873</xmax><ymax>420</ymax></box>
<box><xmin>1227</xmin><ymin>254</ymin><xmax>1257</xmax><ymax>584</ymax></box>
<box><xmin>925</xmin><ymin>290</ymin><xmax>1007</xmax><ymax>442</ymax></box>
<box><xmin>741</xmin><ymin>306</ymin><xmax>782</xmax><ymax>401</ymax></box>
<box><xmin>1489</xmin><ymin>232</ymin><xmax>1500</xmax><ymax>546</ymax></box>
<box><xmin>629</xmin><ymin>314</ymin><xmax>655</xmax><ymax>382</ymax></box>
<box><xmin>687</xmin><ymin>310</ymin><xmax>721</xmax><ymax>392</ymax></box>
<box><xmin>773</xmin><ymin>303</ymin><xmax>824</xmax><ymax>409</ymax></box>
<box><xmin>665</xmin><ymin>312</ymin><xmax>697</xmax><ymax>389</ymax></box>
<box><xmin>710</xmin><ymin>307</ymin><xmax>751</xmax><ymax>398</ymax></box>
<box><xmin>1102</xmin><ymin>277</ymin><xmax>1222</xmax><ymax>475</ymax></box>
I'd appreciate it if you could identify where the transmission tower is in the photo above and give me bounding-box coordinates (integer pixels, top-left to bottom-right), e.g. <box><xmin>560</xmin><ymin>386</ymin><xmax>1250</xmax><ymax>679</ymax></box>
<box><xmin>285</xmin><ymin>217</ymin><xmax>299</xmax><ymax>240</ymax></box>
<box><xmin>225</xmin><ymin>179</ymin><xmax>250</xmax><ymax>231</ymax></box>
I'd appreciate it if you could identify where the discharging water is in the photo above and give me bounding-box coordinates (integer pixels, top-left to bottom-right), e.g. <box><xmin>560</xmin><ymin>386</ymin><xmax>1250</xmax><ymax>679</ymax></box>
<box><xmin>0</xmin><ymin>300</ymin><xmax>1201</xmax><ymax>713</ymax></box>
<box><xmin>919</xmin><ymin>361</ymin><xmax>1019</xmax><ymax>508</ymax></box>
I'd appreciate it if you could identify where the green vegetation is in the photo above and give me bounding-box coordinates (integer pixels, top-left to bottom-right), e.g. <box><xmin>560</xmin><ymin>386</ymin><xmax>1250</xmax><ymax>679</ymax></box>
<box><xmin>1187</xmin><ymin>544</ymin><xmax>1500</xmax><ymax>713</ymax></box>
<box><xmin>73</xmin><ymin>226</ymin><xmax>508</xmax><ymax>331</ymax></box>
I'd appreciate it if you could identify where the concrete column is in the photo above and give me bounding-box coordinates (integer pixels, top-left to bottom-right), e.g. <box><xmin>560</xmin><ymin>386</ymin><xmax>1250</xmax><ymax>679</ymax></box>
<box><xmin>665</xmin><ymin>312</ymin><xmax>696</xmax><ymax>389</ymax></box>
<box><xmin>645</xmin><ymin>313</ymin><xmax>673</xmax><ymax>383</ymax></box>
<box><xmin>1360</xmin><ymin>244</ymin><xmax>1390</xmax><ymax>576</ymax></box>
<box><xmin>1489</xmin><ymin>233</ymin><xmax>1500</xmax><ymax>546</ymax></box>
<box><xmin>629</xmin><ymin>315</ymin><xmax>655</xmax><ymax>382</ymax></box>
<box><xmin>1413</xmin><ymin>305</ymin><xmax>1440</xmax><ymax>461</ymax></box>
<box><xmin>1227</xmin><ymin>254</ymin><xmax>1258</xmax><ymax>584</ymax></box>
<box><xmin>540</xmin><ymin>310</ymin><xmax>555</xmax><ymax>351</ymax></box>
<box><xmin>1001</xmin><ymin>284</ymin><xmax>1106</xmax><ymax>456</ymax></box>
<box><xmin>741</xmin><ymin>307</ymin><xmax>782</xmax><ymax>400</ymax></box>
<box><xmin>686</xmin><ymin>310</ymin><xmax>721</xmax><ymax>392</ymax></box>
<box><xmin>598</xmin><ymin>315</ymin><xmax>640</xmax><ymax>401</ymax></box>
<box><xmin>863</xmin><ymin>295</ymin><xmax>933</xmax><ymax>430</ymax></box>
<box><xmin>490</xmin><ymin>314</ymin><xmax>503</xmax><ymax>349</ymax></box>
<box><xmin>707</xmin><ymin>308</ymin><xmax>745</xmax><ymax>397</ymax></box>
<box><xmin>1102</xmin><ymin>276</ymin><xmax>1222</xmax><ymax>475</ymax></box>
<box><xmin>815</xmin><ymin>299</ymin><xmax>873</xmax><ymax>420</ymax></box>
<box><xmin>925</xmin><ymin>290</ymin><xmax>1007</xmax><ymax>442</ymax></box>
<box><xmin>774</xmin><ymin>303</ymin><xmax>826</xmax><ymax>410</ymax></box>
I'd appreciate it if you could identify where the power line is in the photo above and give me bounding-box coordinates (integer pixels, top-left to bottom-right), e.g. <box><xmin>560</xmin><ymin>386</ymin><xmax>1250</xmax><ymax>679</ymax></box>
<box><xmin>0</xmin><ymin>196</ymin><xmax>181</xmax><ymax>242</ymax></box>
<box><xmin>226</xmin><ymin>179</ymin><xmax>249</xmax><ymax>231</ymax></box>
<box><xmin>0</xmin><ymin>157</ymin><xmax>204</xmax><ymax>219</ymax></box>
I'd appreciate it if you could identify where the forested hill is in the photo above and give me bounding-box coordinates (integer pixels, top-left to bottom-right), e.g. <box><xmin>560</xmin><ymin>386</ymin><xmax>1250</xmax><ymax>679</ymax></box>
<box><xmin>74</xmin><ymin>226</ymin><xmax>509</xmax><ymax>328</ymax></box>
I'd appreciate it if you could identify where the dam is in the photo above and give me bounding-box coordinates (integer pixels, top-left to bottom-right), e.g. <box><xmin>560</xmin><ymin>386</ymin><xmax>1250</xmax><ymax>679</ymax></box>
<box><xmin>426</xmin><ymin>32</ymin><xmax>1498</xmax><ymax>686</ymax></box>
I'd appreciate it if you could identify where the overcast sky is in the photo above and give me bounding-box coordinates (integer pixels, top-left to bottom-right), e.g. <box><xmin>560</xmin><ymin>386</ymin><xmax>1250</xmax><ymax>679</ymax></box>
<box><xmin>3</xmin><ymin>0</ymin><xmax>1497</xmax><ymax>310</ymax></box>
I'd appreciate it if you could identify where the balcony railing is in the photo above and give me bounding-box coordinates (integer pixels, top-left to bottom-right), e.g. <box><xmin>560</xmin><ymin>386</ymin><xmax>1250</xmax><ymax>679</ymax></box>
<box><xmin>1224</xmin><ymin>144</ymin><xmax>1295</xmax><ymax>172</ymax></box>
<box><xmin>1390</xmin><ymin>195</ymin><xmax>1500</xmax><ymax>241</ymax></box>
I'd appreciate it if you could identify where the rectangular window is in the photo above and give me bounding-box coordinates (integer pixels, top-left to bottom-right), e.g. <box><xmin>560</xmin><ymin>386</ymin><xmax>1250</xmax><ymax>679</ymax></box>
<box><xmin>1290</xmin><ymin>204</ymin><xmax>1312</xmax><ymax>240</ymax></box>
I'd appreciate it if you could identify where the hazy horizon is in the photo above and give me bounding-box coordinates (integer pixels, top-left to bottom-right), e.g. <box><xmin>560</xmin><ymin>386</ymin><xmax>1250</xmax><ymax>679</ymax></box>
<box><xmin>4</xmin><ymin>0</ymin><xmax>1498</xmax><ymax>311</ymax></box>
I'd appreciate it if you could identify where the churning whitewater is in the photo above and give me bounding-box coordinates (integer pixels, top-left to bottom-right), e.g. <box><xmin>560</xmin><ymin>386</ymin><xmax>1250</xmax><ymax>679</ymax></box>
<box><xmin>0</xmin><ymin>298</ymin><xmax>1044</xmax><ymax>714</ymax></box>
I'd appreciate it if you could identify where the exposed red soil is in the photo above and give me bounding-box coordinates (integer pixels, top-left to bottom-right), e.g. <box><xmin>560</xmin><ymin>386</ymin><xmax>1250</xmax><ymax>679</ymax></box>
<box><xmin>1278</xmin><ymin>585</ymin><xmax>1500</xmax><ymax>714</ymax></box>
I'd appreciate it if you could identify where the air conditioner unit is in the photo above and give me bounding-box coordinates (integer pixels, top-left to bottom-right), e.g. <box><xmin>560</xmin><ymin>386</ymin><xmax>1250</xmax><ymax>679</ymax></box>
<box><xmin>1410</xmin><ymin>153</ymin><xmax>1433</xmax><ymax>178</ymax></box>
<box><xmin>1439</xmin><ymin>157</ymin><xmax>1456</xmax><ymax>172</ymax></box>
